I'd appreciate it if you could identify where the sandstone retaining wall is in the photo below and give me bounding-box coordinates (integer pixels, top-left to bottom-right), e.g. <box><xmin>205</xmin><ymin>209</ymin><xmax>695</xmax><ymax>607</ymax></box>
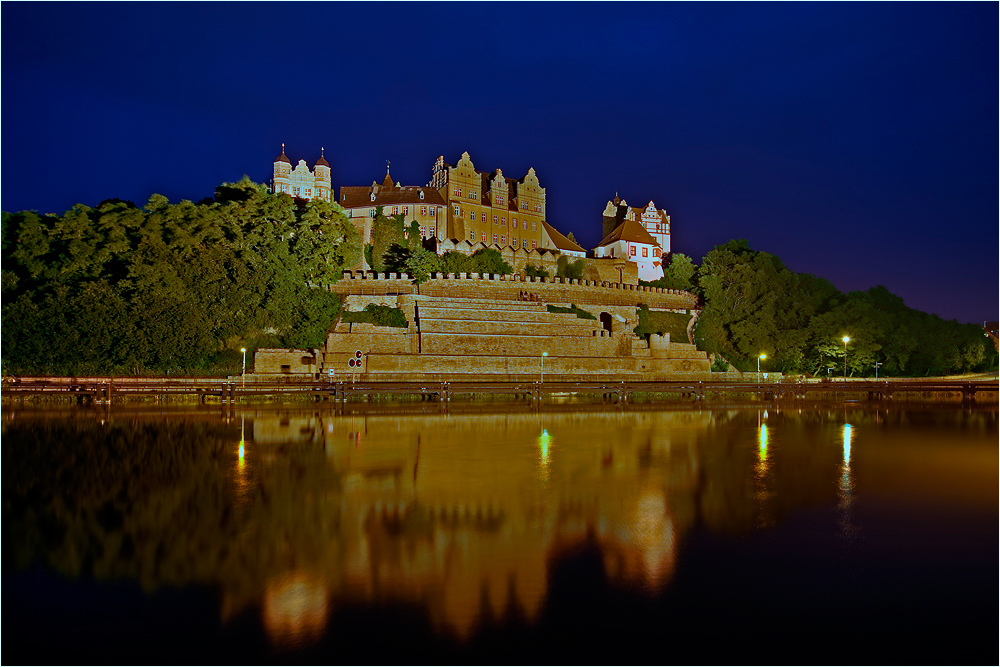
<box><xmin>333</xmin><ymin>272</ymin><xmax>697</xmax><ymax>311</ymax></box>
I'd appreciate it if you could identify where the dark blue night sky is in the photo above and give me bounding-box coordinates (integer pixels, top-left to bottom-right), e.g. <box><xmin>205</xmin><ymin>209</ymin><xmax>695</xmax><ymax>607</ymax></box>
<box><xmin>2</xmin><ymin>2</ymin><xmax>996</xmax><ymax>323</ymax></box>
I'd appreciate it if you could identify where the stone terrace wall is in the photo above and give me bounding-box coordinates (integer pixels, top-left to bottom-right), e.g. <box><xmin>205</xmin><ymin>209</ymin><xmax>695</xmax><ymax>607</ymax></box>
<box><xmin>333</xmin><ymin>271</ymin><xmax>697</xmax><ymax>311</ymax></box>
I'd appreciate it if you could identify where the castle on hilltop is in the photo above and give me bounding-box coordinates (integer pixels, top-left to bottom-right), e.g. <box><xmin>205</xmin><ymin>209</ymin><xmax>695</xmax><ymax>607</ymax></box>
<box><xmin>257</xmin><ymin>148</ymin><xmax>704</xmax><ymax>382</ymax></box>
<box><xmin>269</xmin><ymin>147</ymin><xmax>672</xmax><ymax>279</ymax></box>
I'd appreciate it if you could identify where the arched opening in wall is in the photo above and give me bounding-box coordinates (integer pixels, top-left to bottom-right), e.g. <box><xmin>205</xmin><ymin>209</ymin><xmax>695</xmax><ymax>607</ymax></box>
<box><xmin>600</xmin><ymin>312</ymin><xmax>613</xmax><ymax>333</ymax></box>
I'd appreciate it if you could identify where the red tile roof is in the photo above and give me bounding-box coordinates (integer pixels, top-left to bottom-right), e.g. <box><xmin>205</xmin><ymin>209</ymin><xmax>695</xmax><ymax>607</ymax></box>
<box><xmin>541</xmin><ymin>220</ymin><xmax>586</xmax><ymax>253</ymax></box>
<box><xmin>340</xmin><ymin>185</ymin><xmax>446</xmax><ymax>209</ymax></box>
<box><xmin>596</xmin><ymin>217</ymin><xmax>659</xmax><ymax>247</ymax></box>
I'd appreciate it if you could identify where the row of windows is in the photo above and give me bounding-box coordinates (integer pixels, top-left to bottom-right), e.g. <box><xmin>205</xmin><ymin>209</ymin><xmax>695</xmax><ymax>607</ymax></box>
<box><xmin>467</xmin><ymin>230</ymin><xmax>536</xmax><ymax>249</ymax></box>
<box><xmin>453</xmin><ymin>206</ymin><xmax>539</xmax><ymax>231</ymax></box>
<box><xmin>358</xmin><ymin>206</ymin><xmax>438</xmax><ymax>217</ymax></box>
<box><xmin>628</xmin><ymin>245</ymin><xmax>662</xmax><ymax>258</ymax></box>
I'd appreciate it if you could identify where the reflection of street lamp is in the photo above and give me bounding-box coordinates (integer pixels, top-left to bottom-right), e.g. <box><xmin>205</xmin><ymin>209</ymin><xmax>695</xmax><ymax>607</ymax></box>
<box><xmin>541</xmin><ymin>352</ymin><xmax>548</xmax><ymax>383</ymax></box>
<box><xmin>758</xmin><ymin>353</ymin><xmax>766</xmax><ymax>383</ymax></box>
<box><xmin>240</xmin><ymin>348</ymin><xmax>247</xmax><ymax>390</ymax></box>
<box><xmin>842</xmin><ymin>336</ymin><xmax>850</xmax><ymax>378</ymax></box>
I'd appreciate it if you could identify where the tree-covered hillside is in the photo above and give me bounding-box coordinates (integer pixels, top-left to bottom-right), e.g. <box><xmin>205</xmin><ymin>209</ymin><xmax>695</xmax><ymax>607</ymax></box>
<box><xmin>687</xmin><ymin>240</ymin><xmax>994</xmax><ymax>377</ymax></box>
<box><xmin>2</xmin><ymin>178</ymin><xmax>360</xmax><ymax>375</ymax></box>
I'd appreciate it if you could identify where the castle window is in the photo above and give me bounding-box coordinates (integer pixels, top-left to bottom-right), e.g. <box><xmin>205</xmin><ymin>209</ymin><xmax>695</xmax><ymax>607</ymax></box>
<box><xmin>481</xmin><ymin>231</ymin><xmax>487</xmax><ymax>242</ymax></box>
<box><xmin>532</xmin><ymin>240</ymin><xmax>537</xmax><ymax>249</ymax></box>
<box><xmin>653</xmin><ymin>248</ymin><xmax>661</xmax><ymax>257</ymax></box>
<box><xmin>512</xmin><ymin>236</ymin><xmax>517</xmax><ymax>246</ymax></box>
<box><xmin>293</xmin><ymin>187</ymin><xmax>300</xmax><ymax>196</ymax></box>
<box><xmin>457</xmin><ymin>187</ymin><xmax>462</xmax><ymax>196</ymax></box>
<box><xmin>470</xmin><ymin>231</ymin><xmax>476</xmax><ymax>241</ymax></box>
<box><xmin>513</xmin><ymin>218</ymin><xmax>517</xmax><ymax>228</ymax></box>
<box><xmin>501</xmin><ymin>217</ymin><xmax>506</xmax><ymax>225</ymax></box>
<box><xmin>421</xmin><ymin>206</ymin><xmax>427</xmax><ymax>215</ymax></box>
<box><xmin>430</xmin><ymin>207</ymin><xmax>436</xmax><ymax>216</ymax></box>
<box><xmin>523</xmin><ymin>239</ymin><xmax>528</xmax><ymax>249</ymax></box>
<box><xmin>642</xmin><ymin>247</ymin><xmax>648</xmax><ymax>258</ymax></box>
<box><xmin>482</xmin><ymin>213</ymin><xmax>487</xmax><ymax>222</ymax></box>
<box><xmin>630</xmin><ymin>245</ymin><xmax>636</xmax><ymax>256</ymax></box>
<box><xmin>402</xmin><ymin>206</ymin><xmax>408</xmax><ymax>215</ymax></box>
<box><xmin>392</xmin><ymin>206</ymin><xmax>398</xmax><ymax>215</ymax></box>
<box><xmin>493</xmin><ymin>215</ymin><xmax>498</xmax><ymax>224</ymax></box>
<box><xmin>469</xmin><ymin>210</ymin><xmax>475</xmax><ymax>220</ymax></box>
<box><xmin>454</xmin><ymin>205</ymin><xmax>459</xmax><ymax>215</ymax></box>
<box><xmin>532</xmin><ymin>222</ymin><xmax>537</xmax><ymax>231</ymax></box>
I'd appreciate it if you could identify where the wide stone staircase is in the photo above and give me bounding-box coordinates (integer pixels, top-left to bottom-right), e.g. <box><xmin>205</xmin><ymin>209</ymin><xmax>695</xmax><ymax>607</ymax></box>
<box><xmin>414</xmin><ymin>297</ymin><xmax>613</xmax><ymax>357</ymax></box>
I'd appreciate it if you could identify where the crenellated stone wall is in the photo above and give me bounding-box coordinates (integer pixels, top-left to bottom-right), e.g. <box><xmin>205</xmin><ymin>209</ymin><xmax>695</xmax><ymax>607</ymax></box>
<box><xmin>331</xmin><ymin>271</ymin><xmax>696</xmax><ymax>311</ymax></box>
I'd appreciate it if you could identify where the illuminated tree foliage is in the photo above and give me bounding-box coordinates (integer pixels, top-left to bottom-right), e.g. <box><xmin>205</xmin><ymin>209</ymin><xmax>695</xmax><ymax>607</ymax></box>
<box><xmin>1</xmin><ymin>178</ymin><xmax>358</xmax><ymax>375</ymax></box>
<box><xmin>694</xmin><ymin>239</ymin><xmax>995</xmax><ymax>376</ymax></box>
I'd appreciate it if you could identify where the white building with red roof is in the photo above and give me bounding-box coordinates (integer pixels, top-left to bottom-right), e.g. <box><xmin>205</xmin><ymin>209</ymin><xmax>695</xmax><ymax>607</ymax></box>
<box><xmin>593</xmin><ymin>196</ymin><xmax>668</xmax><ymax>281</ymax></box>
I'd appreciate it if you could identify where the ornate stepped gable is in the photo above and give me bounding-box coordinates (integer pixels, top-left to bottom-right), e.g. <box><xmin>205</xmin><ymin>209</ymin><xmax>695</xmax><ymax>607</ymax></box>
<box><xmin>271</xmin><ymin>144</ymin><xmax>331</xmax><ymax>202</ymax></box>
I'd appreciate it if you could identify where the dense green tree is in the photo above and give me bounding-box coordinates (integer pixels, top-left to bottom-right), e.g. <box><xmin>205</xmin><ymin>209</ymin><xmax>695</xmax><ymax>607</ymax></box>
<box><xmin>524</xmin><ymin>264</ymin><xmax>550</xmax><ymax>279</ymax></box>
<box><xmin>369</xmin><ymin>210</ymin><xmax>405</xmax><ymax>272</ymax></box>
<box><xmin>468</xmin><ymin>248</ymin><xmax>513</xmax><ymax>275</ymax></box>
<box><xmin>641</xmin><ymin>253</ymin><xmax>697</xmax><ymax>291</ymax></box>
<box><xmin>556</xmin><ymin>255</ymin><xmax>585</xmax><ymax>280</ymax></box>
<box><xmin>382</xmin><ymin>243</ymin><xmax>442</xmax><ymax>284</ymax></box>
<box><xmin>1</xmin><ymin>179</ymin><xmax>357</xmax><ymax>375</ymax></box>
<box><xmin>694</xmin><ymin>239</ymin><xmax>995</xmax><ymax>377</ymax></box>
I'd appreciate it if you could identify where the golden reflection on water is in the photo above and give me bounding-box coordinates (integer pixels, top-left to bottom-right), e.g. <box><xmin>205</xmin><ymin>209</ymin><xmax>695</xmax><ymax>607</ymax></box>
<box><xmin>263</xmin><ymin>571</ymin><xmax>329</xmax><ymax>650</ymax></box>
<box><xmin>239</xmin><ymin>409</ymin><xmax>707</xmax><ymax>643</ymax></box>
<box><xmin>839</xmin><ymin>423</ymin><xmax>857</xmax><ymax>538</ymax></box>
<box><xmin>7</xmin><ymin>405</ymin><xmax>996</xmax><ymax>653</ymax></box>
<box><xmin>754</xmin><ymin>411</ymin><xmax>773</xmax><ymax>528</ymax></box>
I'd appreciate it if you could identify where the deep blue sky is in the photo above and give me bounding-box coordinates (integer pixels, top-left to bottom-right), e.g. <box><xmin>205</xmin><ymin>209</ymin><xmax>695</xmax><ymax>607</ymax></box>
<box><xmin>3</xmin><ymin>2</ymin><xmax>996</xmax><ymax>323</ymax></box>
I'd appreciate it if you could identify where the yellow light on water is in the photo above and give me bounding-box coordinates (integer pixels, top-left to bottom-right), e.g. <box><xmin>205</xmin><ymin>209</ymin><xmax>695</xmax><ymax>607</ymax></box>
<box><xmin>238</xmin><ymin>440</ymin><xmax>245</xmax><ymax>470</ymax></box>
<box><xmin>758</xmin><ymin>423</ymin><xmax>768</xmax><ymax>462</ymax></box>
<box><xmin>538</xmin><ymin>429</ymin><xmax>551</xmax><ymax>462</ymax></box>
<box><xmin>842</xmin><ymin>424</ymin><xmax>852</xmax><ymax>465</ymax></box>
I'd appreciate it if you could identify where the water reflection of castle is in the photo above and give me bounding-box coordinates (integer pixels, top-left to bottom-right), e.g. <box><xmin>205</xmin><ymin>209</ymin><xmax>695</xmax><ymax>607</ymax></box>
<box><xmin>234</xmin><ymin>410</ymin><xmax>711</xmax><ymax>647</ymax></box>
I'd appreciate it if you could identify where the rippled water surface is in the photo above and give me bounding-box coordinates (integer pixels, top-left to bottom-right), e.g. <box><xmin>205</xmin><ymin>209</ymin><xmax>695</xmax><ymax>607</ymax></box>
<box><xmin>3</xmin><ymin>403</ymin><xmax>996</xmax><ymax>663</ymax></box>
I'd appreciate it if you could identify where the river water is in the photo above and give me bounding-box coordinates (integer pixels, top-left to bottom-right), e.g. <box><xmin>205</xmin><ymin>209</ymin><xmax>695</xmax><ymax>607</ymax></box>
<box><xmin>3</xmin><ymin>402</ymin><xmax>996</xmax><ymax>664</ymax></box>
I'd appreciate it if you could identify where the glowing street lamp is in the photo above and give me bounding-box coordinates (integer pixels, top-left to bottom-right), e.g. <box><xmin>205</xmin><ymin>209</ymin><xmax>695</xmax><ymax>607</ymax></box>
<box><xmin>757</xmin><ymin>353</ymin><xmax>766</xmax><ymax>383</ymax></box>
<box><xmin>541</xmin><ymin>352</ymin><xmax>548</xmax><ymax>383</ymax></box>
<box><xmin>842</xmin><ymin>336</ymin><xmax>850</xmax><ymax>378</ymax></box>
<box><xmin>240</xmin><ymin>348</ymin><xmax>247</xmax><ymax>390</ymax></box>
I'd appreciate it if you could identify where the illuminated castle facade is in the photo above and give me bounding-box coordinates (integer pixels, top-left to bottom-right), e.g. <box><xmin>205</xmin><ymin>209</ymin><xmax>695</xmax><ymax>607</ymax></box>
<box><xmin>271</xmin><ymin>144</ymin><xmax>332</xmax><ymax>202</ymax></box>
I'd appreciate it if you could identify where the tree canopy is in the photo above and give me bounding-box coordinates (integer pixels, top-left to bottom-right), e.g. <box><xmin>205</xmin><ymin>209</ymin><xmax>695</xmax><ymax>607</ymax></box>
<box><xmin>1</xmin><ymin>178</ymin><xmax>360</xmax><ymax>375</ymax></box>
<box><xmin>692</xmin><ymin>239</ymin><xmax>994</xmax><ymax>376</ymax></box>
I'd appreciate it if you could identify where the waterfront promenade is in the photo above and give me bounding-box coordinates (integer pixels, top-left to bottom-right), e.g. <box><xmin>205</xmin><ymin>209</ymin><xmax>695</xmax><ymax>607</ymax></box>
<box><xmin>3</xmin><ymin>376</ymin><xmax>996</xmax><ymax>406</ymax></box>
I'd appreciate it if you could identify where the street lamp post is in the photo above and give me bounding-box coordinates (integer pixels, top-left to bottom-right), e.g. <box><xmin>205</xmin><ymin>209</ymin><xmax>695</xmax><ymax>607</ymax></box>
<box><xmin>842</xmin><ymin>336</ymin><xmax>850</xmax><ymax>379</ymax></box>
<box><xmin>758</xmin><ymin>353</ymin><xmax>766</xmax><ymax>383</ymax></box>
<box><xmin>240</xmin><ymin>348</ymin><xmax>247</xmax><ymax>390</ymax></box>
<box><xmin>874</xmin><ymin>360</ymin><xmax>882</xmax><ymax>379</ymax></box>
<box><xmin>541</xmin><ymin>352</ymin><xmax>548</xmax><ymax>383</ymax></box>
